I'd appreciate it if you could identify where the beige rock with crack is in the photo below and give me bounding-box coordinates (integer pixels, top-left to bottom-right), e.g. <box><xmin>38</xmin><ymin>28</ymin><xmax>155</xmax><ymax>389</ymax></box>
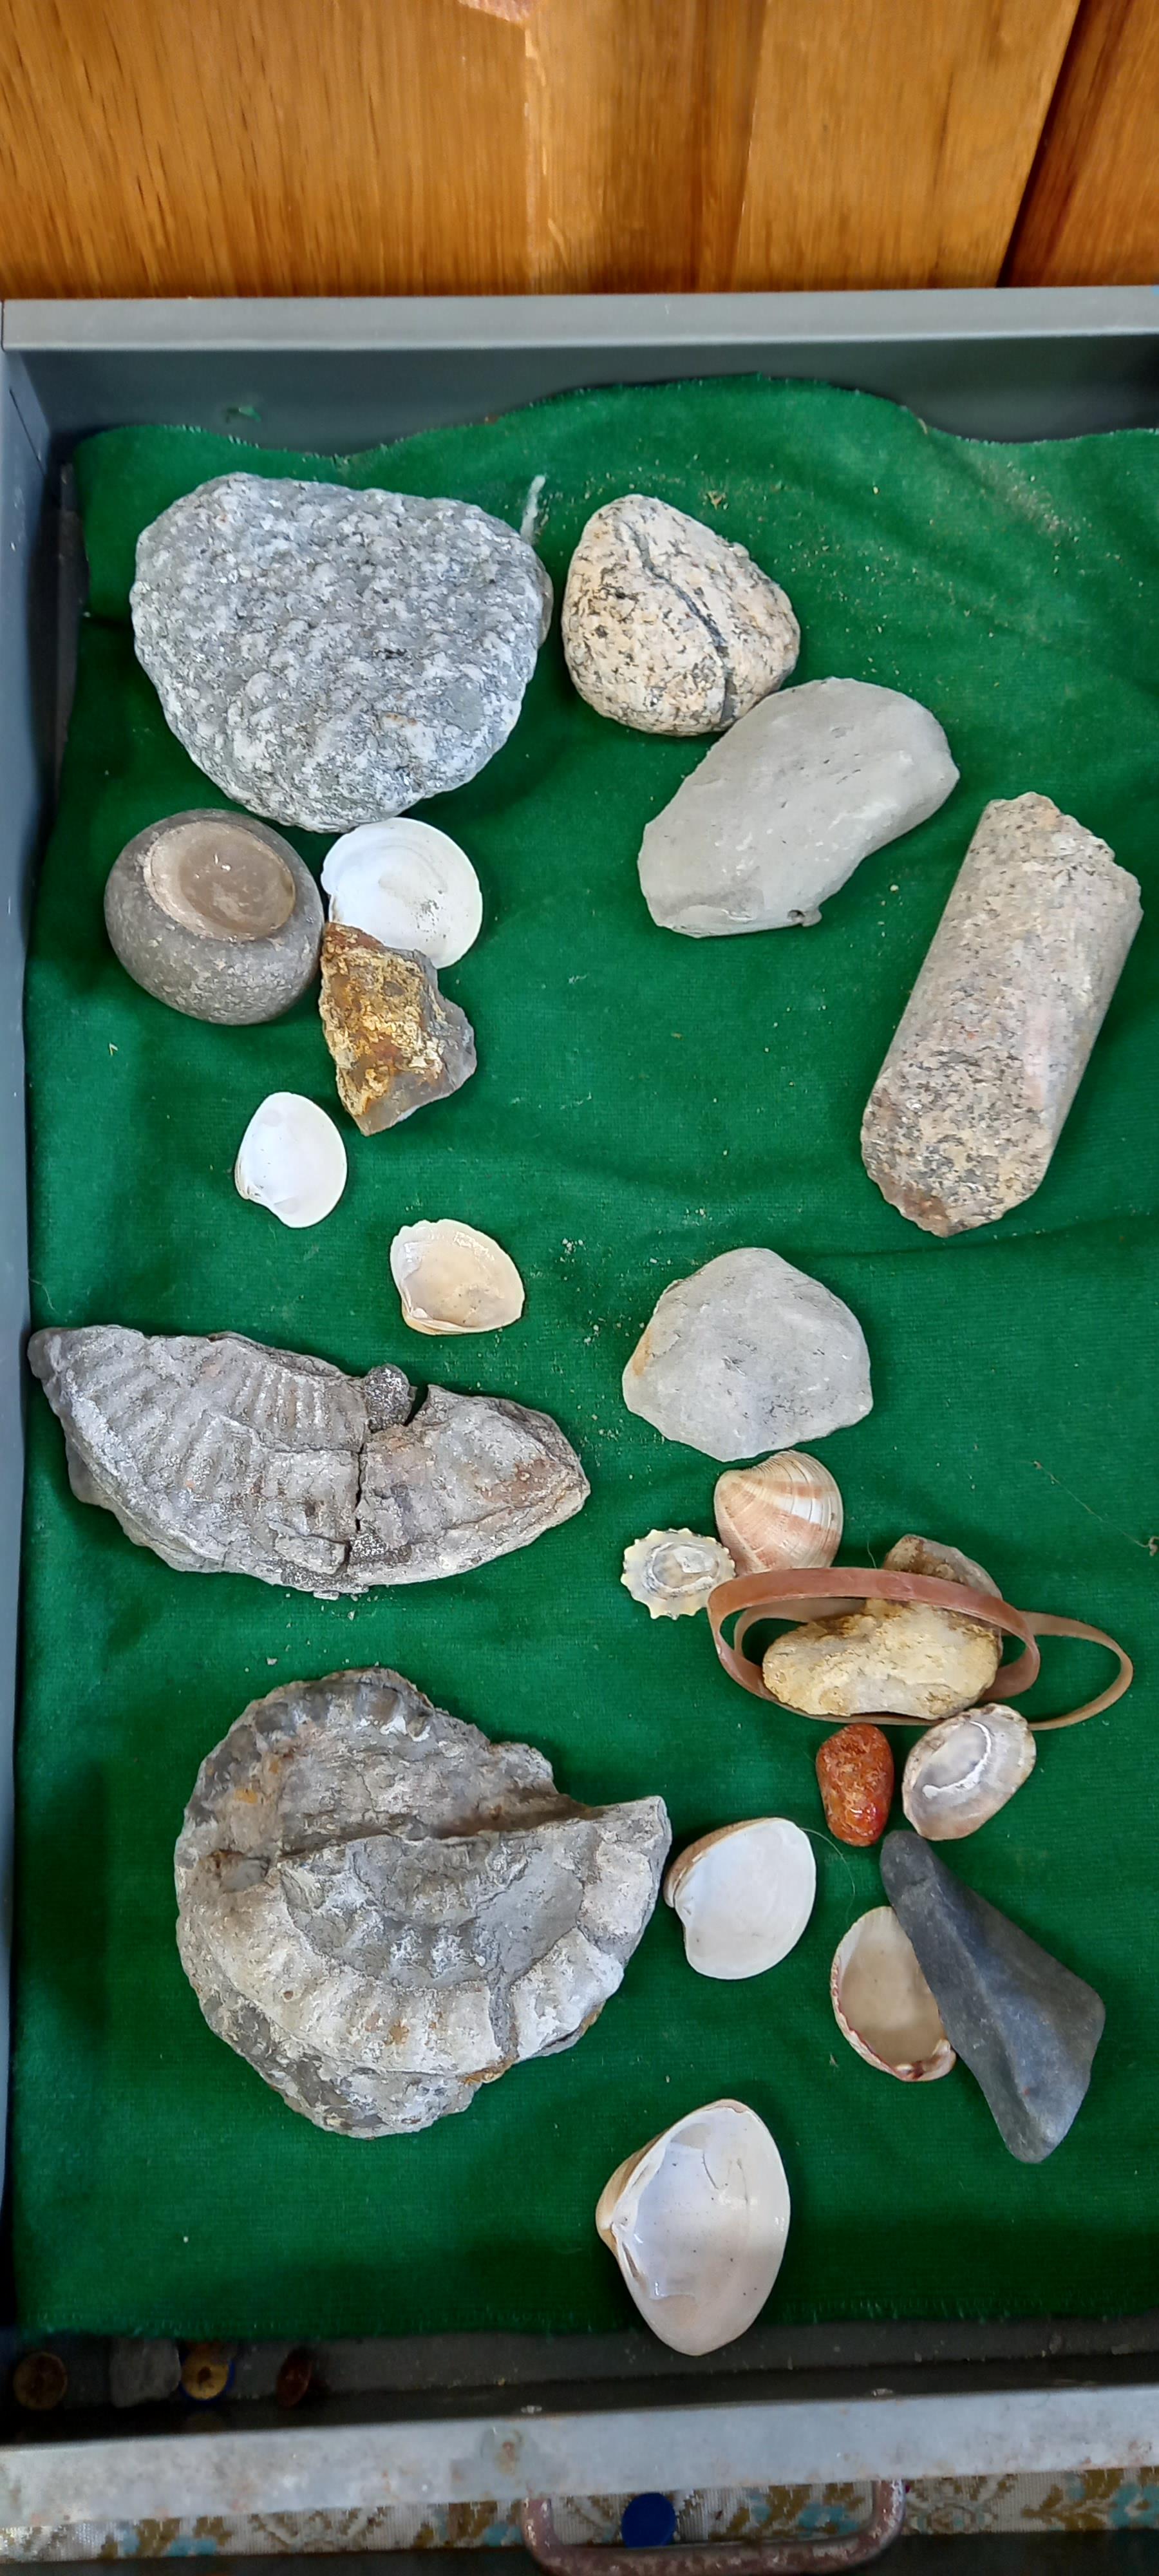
<box><xmin>562</xmin><ymin>495</ymin><xmax>798</xmax><ymax>735</ymax></box>
<box><xmin>762</xmin><ymin>1533</ymin><xmax>1002</xmax><ymax>1723</ymax></box>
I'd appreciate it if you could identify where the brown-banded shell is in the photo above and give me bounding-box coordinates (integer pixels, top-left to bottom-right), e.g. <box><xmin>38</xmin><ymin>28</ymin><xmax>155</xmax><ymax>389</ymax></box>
<box><xmin>831</xmin><ymin>1906</ymin><xmax>956</xmax><ymax>2082</ymax></box>
<box><xmin>596</xmin><ymin>2099</ymin><xmax>791</xmax><ymax>2354</ymax></box>
<box><xmin>663</xmin><ymin>1818</ymin><xmax>816</xmax><ymax>1978</ymax></box>
<box><xmin>621</xmin><ymin>1528</ymin><xmax>735</xmax><ymax>1620</ymax></box>
<box><xmin>714</xmin><ymin>1450</ymin><xmax>842</xmax><ymax>1574</ymax></box>
<box><xmin>901</xmin><ymin>1704</ymin><xmax>1036</xmax><ymax>1841</ymax></box>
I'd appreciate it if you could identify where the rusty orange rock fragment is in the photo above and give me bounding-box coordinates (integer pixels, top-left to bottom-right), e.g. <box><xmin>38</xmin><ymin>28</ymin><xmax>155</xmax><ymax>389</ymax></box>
<box><xmin>816</xmin><ymin>1721</ymin><xmax>894</xmax><ymax>1847</ymax></box>
<box><xmin>319</xmin><ymin>923</ymin><xmax>475</xmax><ymax>1135</ymax></box>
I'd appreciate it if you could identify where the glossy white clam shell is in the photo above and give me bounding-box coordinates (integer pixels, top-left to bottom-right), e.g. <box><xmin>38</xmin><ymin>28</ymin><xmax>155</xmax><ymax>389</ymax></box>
<box><xmin>596</xmin><ymin>2099</ymin><xmax>791</xmax><ymax>2354</ymax></box>
<box><xmin>901</xmin><ymin>1703</ymin><xmax>1036</xmax><ymax>1841</ymax></box>
<box><xmin>621</xmin><ymin>1528</ymin><xmax>735</xmax><ymax>1619</ymax></box>
<box><xmin>388</xmin><ymin>1219</ymin><xmax>524</xmax><ymax>1336</ymax></box>
<box><xmin>234</xmin><ymin>1092</ymin><xmax>347</xmax><ymax>1229</ymax></box>
<box><xmin>714</xmin><ymin>1450</ymin><xmax>843</xmax><ymax>1574</ymax></box>
<box><xmin>322</xmin><ymin>820</ymin><xmax>483</xmax><ymax>967</ymax></box>
<box><xmin>664</xmin><ymin>1818</ymin><xmax>816</xmax><ymax>1978</ymax></box>
<box><xmin>831</xmin><ymin>1906</ymin><xmax>956</xmax><ymax>2082</ymax></box>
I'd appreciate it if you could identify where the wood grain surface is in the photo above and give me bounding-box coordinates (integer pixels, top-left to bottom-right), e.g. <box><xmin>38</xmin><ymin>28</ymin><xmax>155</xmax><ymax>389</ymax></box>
<box><xmin>1006</xmin><ymin>0</ymin><xmax>1159</xmax><ymax>284</ymax></box>
<box><xmin>0</xmin><ymin>0</ymin><xmax>1107</xmax><ymax>301</ymax></box>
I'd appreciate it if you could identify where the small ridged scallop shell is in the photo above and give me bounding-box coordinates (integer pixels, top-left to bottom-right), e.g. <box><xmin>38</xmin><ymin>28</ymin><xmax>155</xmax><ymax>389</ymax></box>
<box><xmin>621</xmin><ymin>1528</ymin><xmax>735</xmax><ymax>1620</ymax></box>
<box><xmin>389</xmin><ymin>1219</ymin><xmax>524</xmax><ymax>1336</ymax></box>
<box><xmin>322</xmin><ymin>820</ymin><xmax>483</xmax><ymax>968</ymax></box>
<box><xmin>234</xmin><ymin>1091</ymin><xmax>347</xmax><ymax>1228</ymax></box>
<box><xmin>596</xmin><ymin>2100</ymin><xmax>791</xmax><ymax>2354</ymax></box>
<box><xmin>901</xmin><ymin>1704</ymin><xmax>1036</xmax><ymax>1842</ymax></box>
<box><xmin>831</xmin><ymin>1907</ymin><xmax>956</xmax><ymax>2083</ymax></box>
<box><xmin>664</xmin><ymin>1818</ymin><xmax>815</xmax><ymax>1977</ymax></box>
<box><xmin>713</xmin><ymin>1450</ymin><xmax>842</xmax><ymax>1573</ymax></box>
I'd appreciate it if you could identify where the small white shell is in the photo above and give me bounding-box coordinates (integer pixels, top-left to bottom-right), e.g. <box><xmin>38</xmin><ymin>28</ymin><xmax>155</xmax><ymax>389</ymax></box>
<box><xmin>596</xmin><ymin>2099</ymin><xmax>791</xmax><ymax>2354</ymax></box>
<box><xmin>664</xmin><ymin>1818</ymin><xmax>816</xmax><ymax>1978</ymax></box>
<box><xmin>621</xmin><ymin>1528</ymin><xmax>735</xmax><ymax>1620</ymax></box>
<box><xmin>388</xmin><ymin>1220</ymin><xmax>524</xmax><ymax>1336</ymax></box>
<box><xmin>901</xmin><ymin>1703</ymin><xmax>1036</xmax><ymax>1842</ymax></box>
<box><xmin>831</xmin><ymin>1907</ymin><xmax>956</xmax><ymax>2083</ymax></box>
<box><xmin>322</xmin><ymin>820</ymin><xmax>483</xmax><ymax>967</ymax></box>
<box><xmin>714</xmin><ymin>1451</ymin><xmax>842</xmax><ymax>1574</ymax></box>
<box><xmin>234</xmin><ymin>1092</ymin><xmax>347</xmax><ymax>1229</ymax></box>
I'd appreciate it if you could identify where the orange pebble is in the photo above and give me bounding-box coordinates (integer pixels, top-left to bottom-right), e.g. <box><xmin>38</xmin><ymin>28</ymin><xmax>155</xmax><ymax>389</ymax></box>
<box><xmin>816</xmin><ymin>1723</ymin><xmax>894</xmax><ymax>1847</ymax></box>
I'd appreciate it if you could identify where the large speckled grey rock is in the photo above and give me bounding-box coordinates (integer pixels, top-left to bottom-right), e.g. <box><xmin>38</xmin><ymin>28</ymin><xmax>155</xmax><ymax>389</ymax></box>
<box><xmin>880</xmin><ymin>1833</ymin><xmax>1104</xmax><ymax>2161</ymax></box>
<box><xmin>562</xmin><ymin>494</ymin><xmax>799</xmax><ymax>735</ymax></box>
<box><xmin>28</xmin><ymin>1326</ymin><xmax>587</xmax><ymax>1595</ymax></box>
<box><xmin>639</xmin><ymin>676</ymin><xmax>957</xmax><ymax>936</ymax></box>
<box><xmin>622</xmin><ymin>1247</ymin><xmax>871</xmax><ymax>1462</ymax></box>
<box><xmin>104</xmin><ymin>808</ymin><xmax>323</xmax><ymax>1024</ymax></box>
<box><xmin>862</xmin><ymin>793</ymin><xmax>1142</xmax><ymax>1235</ymax></box>
<box><xmin>131</xmin><ymin>473</ymin><xmax>552</xmax><ymax>830</ymax></box>
<box><xmin>175</xmin><ymin>1667</ymin><xmax>671</xmax><ymax>2136</ymax></box>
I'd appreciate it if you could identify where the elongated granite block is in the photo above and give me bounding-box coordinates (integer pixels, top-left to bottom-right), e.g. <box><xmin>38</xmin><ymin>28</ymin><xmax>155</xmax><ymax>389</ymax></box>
<box><xmin>862</xmin><ymin>793</ymin><xmax>1142</xmax><ymax>1235</ymax></box>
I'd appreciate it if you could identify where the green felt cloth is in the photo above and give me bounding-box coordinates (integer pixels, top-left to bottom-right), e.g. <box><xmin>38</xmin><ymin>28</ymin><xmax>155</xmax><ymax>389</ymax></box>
<box><xmin>15</xmin><ymin>379</ymin><xmax>1159</xmax><ymax>2342</ymax></box>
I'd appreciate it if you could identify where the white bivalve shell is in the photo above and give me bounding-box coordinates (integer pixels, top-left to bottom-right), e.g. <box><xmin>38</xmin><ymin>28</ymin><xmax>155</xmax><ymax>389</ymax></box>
<box><xmin>664</xmin><ymin>1818</ymin><xmax>816</xmax><ymax>1978</ymax></box>
<box><xmin>234</xmin><ymin>1091</ymin><xmax>347</xmax><ymax>1228</ymax></box>
<box><xmin>621</xmin><ymin>1528</ymin><xmax>735</xmax><ymax>1620</ymax></box>
<box><xmin>714</xmin><ymin>1450</ymin><xmax>842</xmax><ymax>1573</ymax></box>
<box><xmin>901</xmin><ymin>1703</ymin><xmax>1036</xmax><ymax>1841</ymax></box>
<box><xmin>322</xmin><ymin>820</ymin><xmax>483</xmax><ymax>967</ymax></box>
<box><xmin>390</xmin><ymin>1219</ymin><xmax>524</xmax><ymax>1336</ymax></box>
<box><xmin>831</xmin><ymin>1906</ymin><xmax>956</xmax><ymax>2083</ymax></box>
<box><xmin>596</xmin><ymin>2099</ymin><xmax>791</xmax><ymax>2354</ymax></box>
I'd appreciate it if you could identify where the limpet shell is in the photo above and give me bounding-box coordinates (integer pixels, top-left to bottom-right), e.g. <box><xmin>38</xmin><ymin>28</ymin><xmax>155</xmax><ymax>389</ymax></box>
<box><xmin>234</xmin><ymin>1092</ymin><xmax>347</xmax><ymax>1229</ymax></box>
<box><xmin>714</xmin><ymin>1450</ymin><xmax>842</xmax><ymax>1574</ymax></box>
<box><xmin>831</xmin><ymin>1906</ymin><xmax>956</xmax><ymax>2082</ymax></box>
<box><xmin>901</xmin><ymin>1703</ymin><xmax>1036</xmax><ymax>1842</ymax></box>
<box><xmin>664</xmin><ymin>1818</ymin><xmax>816</xmax><ymax>1978</ymax></box>
<box><xmin>389</xmin><ymin>1220</ymin><xmax>524</xmax><ymax>1336</ymax></box>
<box><xmin>621</xmin><ymin>1528</ymin><xmax>735</xmax><ymax>1620</ymax></box>
<box><xmin>596</xmin><ymin>2099</ymin><xmax>791</xmax><ymax>2354</ymax></box>
<box><xmin>322</xmin><ymin>820</ymin><xmax>483</xmax><ymax>968</ymax></box>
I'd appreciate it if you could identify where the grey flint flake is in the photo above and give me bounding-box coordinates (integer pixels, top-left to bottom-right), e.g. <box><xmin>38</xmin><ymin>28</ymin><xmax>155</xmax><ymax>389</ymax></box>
<box><xmin>175</xmin><ymin>1667</ymin><xmax>671</xmax><ymax>2136</ymax></box>
<box><xmin>880</xmin><ymin>1833</ymin><xmax>1105</xmax><ymax>2161</ymax></box>
<box><xmin>638</xmin><ymin>676</ymin><xmax>957</xmax><ymax>936</ymax></box>
<box><xmin>862</xmin><ymin>792</ymin><xmax>1142</xmax><ymax>1236</ymax></box>
<box><xmin>621</xmin><ymin>1247</ymin><xmax>872</xmax><ymax>1462</ymax></box>
<box><xmin>131</xmin><ymin>473</ymin><xmax>553</xmax><ymax>829</ymax></box>
<box><xmin>28</xmin><ymin>1326</ymin><xmax>588</xmax><ymax>1595</ymax></box>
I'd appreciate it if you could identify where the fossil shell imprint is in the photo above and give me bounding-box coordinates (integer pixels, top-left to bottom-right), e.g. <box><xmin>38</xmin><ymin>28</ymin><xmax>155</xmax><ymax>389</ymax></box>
<box><xmin>323</xmin><ymin>819</ymin><xmax>484</xmax><ymax>969</ymax></box>
<box><xmin>104</xmin><ymin>809</ymin><xmax>323</xmax><ymax>1025</ymax></box>
<box><xmin>27</xmin><ymin>1325</ymin><xmax>588</xmax><ymax>1596</ymax></box>
<box><xmin>596</xmin><ymin>2100</ymin><xmax>791</xmax><ymax>2353</ymax></box>
<box><xmin>621</xmin><ymin>1528</ymin><xmax>735</xmax><ymax>1620</ymax></box>
<box><xmin>176</xmin><ymin>1667</ymin><xmax>670</xmax><ymax>2136</ymax></box>
<box><xmin>664</xmin><ymin>1819</ymin><xmax>815</xmax><ymax>1978</ymax></box>
<box><xmin>830</xmin><ymin>1907</ymin><xmax>956</xmax><ymax>2083</ymax></box>
<box><xmin>234</xmin><ymin>1092</ymin><xmax>347</xmax><ymax>1229</ymax></box>
<box><xmin>389</xmin><ymin>1220</ymin><xmax>524</xmax><ymax>1336</ymax></box>
<box><xmin>901</xmin><ymin>1705</ymin><xmax>1036</xmax><ymax>1841</ymax></box>
<box><xmin>713</xmin><ymin>1450</ymin><xmax>842</xmax><ymax>1574</ymax></box>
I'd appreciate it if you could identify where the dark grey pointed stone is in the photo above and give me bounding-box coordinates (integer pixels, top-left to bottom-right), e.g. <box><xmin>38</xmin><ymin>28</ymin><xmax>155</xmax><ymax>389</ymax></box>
<box><xmin>879</xmin><ymin>1832</ymin><xmax>1104</xmax><ymax>2162</ymax></box>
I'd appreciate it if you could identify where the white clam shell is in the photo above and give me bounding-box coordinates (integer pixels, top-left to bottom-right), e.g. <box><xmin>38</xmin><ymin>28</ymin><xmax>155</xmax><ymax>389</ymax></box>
<box><xmin>664</xmin><ymin>1818</ymin><xmax>816</xmax><ymax>1978</ymax></box>
<box><xmin>596</xmin><ymin>2099</ymin><xmax>791</xmax><ymax>2354</ymax></box>
<box><xmin>901</xmin><ymin>1703</ymin><xmax>1036</xmax><ymax>1841</ymax></box>
<box><xmin>621</xmin><ymin>1528</ymin><xmax>735</xmax><ymax>1620</ymax></box>
<box><xmin>831</xmin><ymin>1906</ymin><xmax>956</xmax><ymax>2083</ymax></box>
<box><xmin>322</xmin><ymin>820</ymin><xmax>483</xmax><ymax>967</ymax></box>
<box><xmin>714</xmin><ymin>1450</ymin><xmax>842</xmax><ymax>1574</ymax></box>
<box><xmin>389</xmin><ymin>1220</ymin><xmax>524</xmax><ymax>1336</ymax></box>
<box><xmin>234</xmin><ymin>1092</ymin><xmax>347</xmax><ymax>1229</ymax></box>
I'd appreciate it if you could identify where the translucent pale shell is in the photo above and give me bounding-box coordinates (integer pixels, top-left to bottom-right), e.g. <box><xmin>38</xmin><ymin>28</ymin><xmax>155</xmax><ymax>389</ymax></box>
<box><xmin>831</xmin><ymin>1906</ymin><xmax>956</xmax><ymax>2082</ymax></box>
<box><xmin>234</xmin><ymin>1092</ymin><xmax>347</xmax><ymax>1229</ymax></box>
<box><xmin>901</xmin><ymin>1703</ymin><xmax>1036</xmax><ymax>1841</ymax></box>
<box><xmin>621</xmin><ymin>1528</ymin><xmax>735</xmax><ymax>1619</ymax></box>
<box><xmin>322</xmin><ymin>820</ymin><xmax>483</xmax><ymax>967</ymax></box>
<box><xmin>714</xmin><ymin>1450</ymin><xmax>843</xmax><ymax>1574</ymax></box>
<box><xmin>389</xmin><ymin>1220</ymin><xmax>525</xmax><ymax>1336</ymax></box>
<box><xmin>596</xmin><ymin>2099</ymin><xmax>791</xmax><ymax>2354</ymax></box>
<box><xmin>664</xmin><ymin>1817</ymin><xmax>816</xmax><ymax>1978</ymax></box>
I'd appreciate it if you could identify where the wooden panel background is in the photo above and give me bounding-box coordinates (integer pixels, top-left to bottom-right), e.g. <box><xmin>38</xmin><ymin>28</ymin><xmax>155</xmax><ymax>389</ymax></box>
<box><xmin>0</xmin><ymin>0</ymin><xmax>1154</xmax><ymax>300</ymax></box>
